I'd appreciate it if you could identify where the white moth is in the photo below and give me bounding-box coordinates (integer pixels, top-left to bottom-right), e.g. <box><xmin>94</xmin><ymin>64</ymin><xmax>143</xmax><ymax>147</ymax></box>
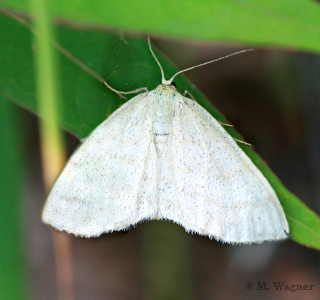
<box><xmin>42</xmin><ymin>38</ymin><xmax>289</xmax><ymax>244</ymax></box>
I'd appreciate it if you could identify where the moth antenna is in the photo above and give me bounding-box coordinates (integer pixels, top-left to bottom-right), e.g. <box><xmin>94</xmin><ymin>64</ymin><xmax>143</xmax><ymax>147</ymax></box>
<box><xmin>148</xmin><ymin>37</ymin><xmax>171</xmax><ymax>85</ymax></box>
<box><xmin>168</xmin><ymin>48</ymin><xmax>255</xmax><ymax>84</ymax></box>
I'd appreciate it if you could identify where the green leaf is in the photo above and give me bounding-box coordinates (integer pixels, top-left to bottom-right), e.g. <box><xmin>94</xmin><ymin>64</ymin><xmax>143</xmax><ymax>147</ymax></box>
<box><xmin>1</xmin><ymin>0</ymin><xmax>320</xmax><ymax>52</ymax></box>
<box><xmin>1</xmin><ymin>12</ymin><xmax>320</xmax><ymax>252</ymax></box>
<box><xmin>0</xmin><ymin>97</ymin><xmax>29</xmax><ymax>299</ymax></box>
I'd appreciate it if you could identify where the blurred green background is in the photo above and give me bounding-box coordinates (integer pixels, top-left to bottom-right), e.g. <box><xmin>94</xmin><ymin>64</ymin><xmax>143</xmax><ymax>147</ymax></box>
<box><xmin>1</xmin><ymin>0</ymin><xmax>320</xmax><ymax>299</ymax></box>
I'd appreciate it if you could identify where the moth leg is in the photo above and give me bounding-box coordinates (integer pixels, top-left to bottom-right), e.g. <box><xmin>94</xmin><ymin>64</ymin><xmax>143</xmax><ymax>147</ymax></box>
<box><xmin>233</xmin><ymin>138</ymin><xmax>252</xmax><ymax>148</ymax></box>
<box><xmin>104</xmin><ymin>82</ymin><xmax>149</xmax><ymax>99</ymax></box>
<box><xmin>57</xmin><ymin>40</ymin><xmax>149</xmax><ymax>100</ymax></box>
<box><xmin>183</xmin><ymin>90</ymin><xmax>196</xmax><ymax>101</ymax></box>
<box><xmin>219</xmin><ymin>121</ymin><xmax>233</xmax><ymax>127</ymax></box>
